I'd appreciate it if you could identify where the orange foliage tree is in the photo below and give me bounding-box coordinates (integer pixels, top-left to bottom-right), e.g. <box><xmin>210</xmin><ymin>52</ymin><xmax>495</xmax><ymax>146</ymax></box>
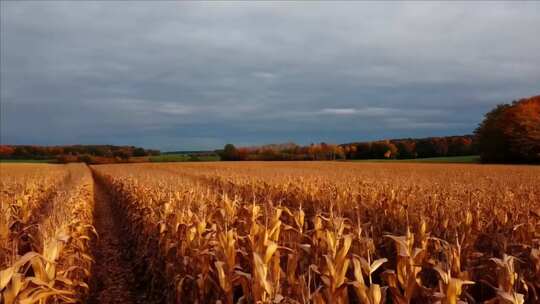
<box><xmin>475</xmin><ymin>95</ymin><xmax>540</xmax><ymax>163</ymax></box>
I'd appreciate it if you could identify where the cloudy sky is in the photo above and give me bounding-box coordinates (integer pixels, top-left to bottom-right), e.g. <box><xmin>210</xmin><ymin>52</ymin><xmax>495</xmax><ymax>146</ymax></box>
<box><xmin>1</xmin><ymin>2</ymin><xmax>539</xmax><ymax>151</ymax></box>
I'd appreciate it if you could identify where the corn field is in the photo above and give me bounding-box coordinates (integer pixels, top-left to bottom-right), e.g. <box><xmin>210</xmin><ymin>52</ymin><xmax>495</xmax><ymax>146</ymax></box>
<box><xmin>1</xmin><ymin>162</ymin><xmax>539</xmax><ymax>303</ymax></box>
<box><xmin>1</xmin><ymin>163</ymin><xmax>95</xmax><ymax>303</ymax></box>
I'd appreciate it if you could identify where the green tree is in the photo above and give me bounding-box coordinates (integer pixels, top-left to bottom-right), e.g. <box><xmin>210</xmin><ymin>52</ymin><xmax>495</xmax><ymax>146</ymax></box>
<box><xmin>221</xmin><ymin>144</ymin><xmax>239</xmax><ymax>161</ymax></box>
<box><xmin>132</xmin><ymin>147</ymin><xmax>146</xmax><ymax>157</ymax></box>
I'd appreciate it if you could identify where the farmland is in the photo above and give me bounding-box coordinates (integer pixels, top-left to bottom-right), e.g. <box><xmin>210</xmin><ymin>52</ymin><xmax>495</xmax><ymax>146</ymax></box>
<box><xmin>1</xmin><ymin>162</ymin><xmax>539</xmax><ymax>304</ymax></box>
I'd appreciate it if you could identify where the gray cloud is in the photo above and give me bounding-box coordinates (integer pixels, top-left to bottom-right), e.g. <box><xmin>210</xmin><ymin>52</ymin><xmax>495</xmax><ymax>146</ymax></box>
<box><xmin>1</xmin><ymin>1</ymin><xmax>539</xmax><ymax>150</ymax></box>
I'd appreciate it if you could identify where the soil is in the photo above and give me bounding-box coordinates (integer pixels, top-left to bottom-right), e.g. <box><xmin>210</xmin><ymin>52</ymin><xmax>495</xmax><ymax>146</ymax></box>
<box><xmin>87</xmin><ymin>179</ymin><xmax>141</xmax><ymax>304</ymax></box>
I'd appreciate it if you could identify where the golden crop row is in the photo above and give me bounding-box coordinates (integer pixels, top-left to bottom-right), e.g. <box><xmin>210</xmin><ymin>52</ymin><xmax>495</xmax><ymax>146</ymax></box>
<box><xmin>92</xmin><ymin>162</ymin><xmax>540</xmax><ymax>304</ymax></box>
<box><xmin>1</xmin><ymin>164</ymin><xmax>70</xmax><ymax>267</ymax></box>
<box><xmin>1</xmin><ymin>164</ymin><xmax>95</xmax><ymax>304</ymax></box>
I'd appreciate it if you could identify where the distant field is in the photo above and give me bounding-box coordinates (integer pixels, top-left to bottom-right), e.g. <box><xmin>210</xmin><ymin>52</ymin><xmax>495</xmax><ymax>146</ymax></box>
<box><xmin>348</xmin><ymin>155</ymin><xmax>480</xmax><ymax>163</ymax></box>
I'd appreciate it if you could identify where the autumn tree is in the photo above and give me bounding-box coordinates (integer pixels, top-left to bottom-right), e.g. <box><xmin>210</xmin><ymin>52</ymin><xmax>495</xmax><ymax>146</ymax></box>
<box><xmin>0</xmin><ymin>145</ymin><xmax>15</xmax><ymax>158</ymax></box>
<box><xmin>415</xmin><ymin>139</ymin><xmax>438</xmax><ymax>158</ymax></box>
<box><xmin>343</xmin><ymin>145</ymin><xmax>357</xmax><ymax>159</ymax></box>
<box><xmin>447</xmin><ymin>137</ymin><xmax>474</xmax><ymax>156</ymax></box>
<box><xmin>334</xmin><ymin>146</ymin><xmax>346</xmax><ymax>160</ymax></box>
<box><xmin>355</xmin><ymin>142</ymin><xmax>372</xmax><ymax>159</ymax></box>
<box><xmin>371</xmin><ymin>141</ymin><xmax>398</xmax><ymax>159</ymax></box>
<box><xmin>503</xmin><ymin>97</ymin><xmax>540</xmax><ymax>162</ymax></box>
<box><xmin>395</xmin><ymin>140</ymin><xmax>417</xmax><ymax>159</ymax></box>
<box><xmin>307</xmin><ymin>144</ymin><xmax>321</xmax><ymax>160</ymax></box>
<box><xmin>475</xmin><ymin>95</ymin><xmax>540</xmax><ymax>163</ymax></box>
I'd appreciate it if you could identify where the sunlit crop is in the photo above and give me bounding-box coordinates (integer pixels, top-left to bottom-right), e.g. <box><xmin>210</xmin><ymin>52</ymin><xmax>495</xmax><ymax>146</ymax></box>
<box><xmin>1</xmin><ymin>164</ymin><xmax>95</xmax><ymax>304</ymax></box>
<box><xmin>1</xmin><ymin>162</ymin><xmax>538</xmax><ymax>303</ymax></box>
<box><xmin>90</xmin><ymin>162</ymin><xmax>540</xmax><ymax>303</ymax></box>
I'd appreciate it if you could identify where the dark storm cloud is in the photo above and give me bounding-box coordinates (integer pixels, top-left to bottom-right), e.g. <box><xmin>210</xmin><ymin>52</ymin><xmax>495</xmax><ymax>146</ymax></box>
<box><xmin>1</xmin><ymin>1</ymin><xmax>539</xmax><ymax>150</ymax></box>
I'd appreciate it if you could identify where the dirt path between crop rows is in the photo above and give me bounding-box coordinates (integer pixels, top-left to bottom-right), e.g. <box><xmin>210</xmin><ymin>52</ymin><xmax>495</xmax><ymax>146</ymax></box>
<box><xmin>87</xmin><ymin>175</ymin><xmax>141</xmax><ymax>304</ymax></box>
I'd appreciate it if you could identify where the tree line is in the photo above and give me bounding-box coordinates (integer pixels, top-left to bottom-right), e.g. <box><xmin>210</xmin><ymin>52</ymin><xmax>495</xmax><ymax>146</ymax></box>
<box><xmin>342</xmin><ymin>135</ymin><xmax>476</xmax><ymax>159</ymax></box>
<box><xmin>2</xmin><ymin>95</ymin><xmax>537</xmax><ymax>164</ymax></box>
<box><xmin>0</xmin><ymin>145</ymin><xmax>160</xmax><ymax>163</ymax></box>
<box><xmin>219</xmin><ymin>142</ymin><xmax>346</xmax><ymax>161</ymax></box>
<box><xmin>219</xmin><ymin>135</ymin><xmax>476</xmax><ymax>161</ymax></box>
